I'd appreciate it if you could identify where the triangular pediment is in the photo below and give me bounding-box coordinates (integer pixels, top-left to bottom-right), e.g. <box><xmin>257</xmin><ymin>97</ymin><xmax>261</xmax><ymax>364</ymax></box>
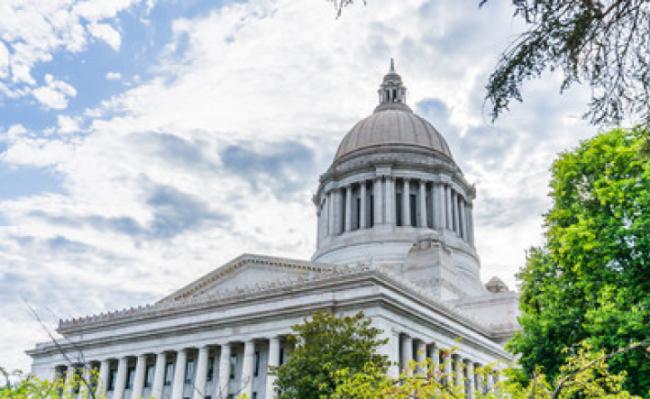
<box><xmin>158</xmin><ymin>253</ymin><xmax>333</xmax><ymax>304</ymax></box>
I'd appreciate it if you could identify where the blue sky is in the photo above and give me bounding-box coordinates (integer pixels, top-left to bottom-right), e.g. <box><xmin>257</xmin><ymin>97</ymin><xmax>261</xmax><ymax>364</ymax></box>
<box><xmin>0</xmin><ymin>0</ymin><xmax>597</xmax><ymax>371</ymax></box>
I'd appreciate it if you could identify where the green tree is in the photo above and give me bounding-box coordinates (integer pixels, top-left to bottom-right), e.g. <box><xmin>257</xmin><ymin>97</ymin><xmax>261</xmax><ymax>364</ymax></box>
<box><xmin>331</xmin><ymin>343</ymin><xmax>642</xmax><ymax>399</ymax></box>
<box><xmin>508</xmin><ymin>127</ymin><xmax>650</xmax><ymax>396</ymax></box>
<box><xmin>273</xmin><ymin>311</ymin><xmax>389</xmax><ymax>399</ymax></box>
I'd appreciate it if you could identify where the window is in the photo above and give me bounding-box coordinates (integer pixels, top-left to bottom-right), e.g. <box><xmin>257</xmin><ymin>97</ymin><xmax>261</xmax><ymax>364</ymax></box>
<box><xmin>184</xmin><ymin>360</ymin><xmax>194</xmax><ymax>384</ymax></box>
<box><xmin>279</xmin><ymin>348</ymin><xmax>284</xmax><ymax>366</ymax></box>
<box><xmin>252</xmin><ymin>393</ymin><xmax>257</xmax><ymax>399</ymax></box>
<box><xmin>254</xmin><ymin>351</ymin><xmax>260</xmax><ymax>377</ymax></box>
<box><xmin>164</xmin><ymin>363</ymin><xmax>174</xmax><ymax>386</ymax></box>
<box><xmin>207</xmin><ymin>358</ymin><xmax>214</xmax><ymax>382</ymax></box>
<box><xmin>126</xmin><ymin>366</ymin><xmax>136</xmax><ymax>389</ymax></box>
<box><xmin>145</xmin><ymin>365</ymin><xmax>155</xmax><ymax>388</ymax></box>
<box><xmin>354</xmin><ymin>197</ymin><xmax>360</xmax><ymax>230</ymax></box>
<box><xmin>229</xmin><ymin>354</ymin><xmax>237</xmax><ymax>380</ymax></box>
<box><xmin>410</xmin><ymin>194</ymin><xmax>417</xmax><ymax>227</ymax></box>
<box><xmin>108</xmin><ymin>369</ymin><xmax>117</xmax><ymax>391</ymax></box>
<box><xmin>396</xmin><ymin>193</ymin><xmax>403</xmax><ymax>226</ymax></box>
<box><xmin>369</xmin><ymin>194</ymin><xmax>374</xmax><ymax>227</ymax></box>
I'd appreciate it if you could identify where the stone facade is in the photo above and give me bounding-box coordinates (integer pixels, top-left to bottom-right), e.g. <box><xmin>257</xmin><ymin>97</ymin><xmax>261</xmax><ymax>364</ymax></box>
<box><xmin>28</xmin><ymin>61</ymin><xmax>518</xmax><ymax>399</ymax></box>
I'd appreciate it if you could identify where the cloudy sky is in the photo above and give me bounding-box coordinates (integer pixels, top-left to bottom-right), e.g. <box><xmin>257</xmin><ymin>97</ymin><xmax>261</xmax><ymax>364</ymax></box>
<box><xmin>0</xmin><ymin>0</ymin><xmax>598</xmax><ymax>371</ymax></box>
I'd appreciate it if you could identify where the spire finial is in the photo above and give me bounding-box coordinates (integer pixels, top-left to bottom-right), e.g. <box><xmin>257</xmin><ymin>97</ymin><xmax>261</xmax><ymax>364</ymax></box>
<box><xmin>389</xmin><ymin>57</ymin><xmax>395</xmax><ymax>73</ymax></box>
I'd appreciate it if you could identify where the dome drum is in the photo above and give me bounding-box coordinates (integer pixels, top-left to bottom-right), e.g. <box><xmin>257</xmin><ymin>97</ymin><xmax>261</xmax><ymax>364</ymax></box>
<box><xmin>312</xmin><ymin>60</ymin><xmax>486</xmax><ymax>300</ymax></box>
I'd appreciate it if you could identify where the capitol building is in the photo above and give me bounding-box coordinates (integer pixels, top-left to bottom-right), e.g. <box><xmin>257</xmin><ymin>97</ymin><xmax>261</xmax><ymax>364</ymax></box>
<box><xmin>28</xmin><ymin>61</ymin><xmax>519</xmax><ymax>399</ymax></box>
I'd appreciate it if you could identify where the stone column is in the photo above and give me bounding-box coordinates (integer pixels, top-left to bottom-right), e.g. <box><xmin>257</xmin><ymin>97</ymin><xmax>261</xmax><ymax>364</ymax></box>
<box><xmin>151</xmin><ymin>352</ymin><xmax>166</xmax><ymax>399</ymax></box>
<box><xmin>192</xmin><ymin>346</ymin><xmax>209</xmax><ymax>399</ymax></box>
<box><xmin>474</xmin><ymin>363</ymin><xmax>483</xmax><ymax>394</ymax></box>
<box><xmin>385</xmin><ymin>177</ymin><xmax>395</xmax><ymax>225</ymax></box>
<box><xmin>78</xmin><ymin>364</ymin><xmax>91</xmax><ymax>399</ymax></box>
<box><xmin>454</xmin><ymin>193</ymin><xmax>461</xmax><ymax>236</ymax></box>
<box><xmin>466</xmin><ymin>361</ymin><xmax>475</xmax><ymax>398</ymax></box>
<box><xmin>445</xmin><ymin>185</ymin><xmax>453</xmax><ymax>230</ymax></box>
<box><xmin>419</xmin><ymin>181</ymin><xmax>427</xmax><ymax>227</ymax></box>
<box><xmin>373</xmin><ymin>177</ymin><xmax>383</xmax><ymax>225</ymax></box>
<box><xmin>113</xmin><ymin>357</ymin><xmax>128</xmax><ymax>399</ymax></box>
<box><xmin>266</xmin><ymin>337</ymin><xmax>280</xmax><ymax>399</ymax></box>
<box><xmin>217</xmin><ymin>344</ymin><xmax>231</xmax><ymax>399</ymax></box>
<box><xmin>376</xmin><ymin>325</ymin><xmax>399</xmax><ymax>378</ymax></box>
<box><xmin>241</xmin><ymin>340</ymin><xmax>255</xmax><ymax>398</ymax></box>
<box><xmin>344</xmin><ymin>185</ymin><xmax>352</xmax><ymax>232</ymax></box>
<box><xmin>415</xmin><ymin>341</ymin><xmax>427</xmax><ymax>375</ymax></box>
<box><xmin>429</xmin><ymin>345</ymin><xmax>440</xmax><ymax>381</ymax></box>
<box><xmin>97</xmin><ymin>360</ymin><xmax>110</xmax><ymax>398</ymax></box>
<box><xmin>453</xmin><ymin>355</ymin><xmax>463</xmax><ymax>388</ymax></box>
<box><xmin>402</xmin><ymin>179</ymin><xmax>411</xmax><ymax>227</ymax></box>
<box><xmin>487</xmin><ymin>372</ymin><xmax>495</xmax><ymax>391</ymax></box>
<box><xmin>171</xmin><ymin>350</ymin><xmax>187</xmax><ymax>399</ymax></box>
<box><xmin>443</xmin><ymin>352</ymin><xmax>453</xmax><ymax>387</ymax></box>
<box><xmin>401</xmin><ymin>335</ymin><xmax>413</xmax><ymax>375</ymax></box>
<box><xmin>64</xmin><ymin>365</ymin><xmax>76</xmax><ymax>396</ymax></box>
<box><xmin>435</xmin><ymin>183</ymin><xmax>444</xmax><ymax>229</ymax></box>
<box><xmin>458</xmin><ymin>197</ymin><xmax>466</xmax><ymax>239</ymax></box>
<box><xmin>131</xmin><ymin>355</ymin><xmax>147</xmax><ymax>399</ymax></box>
<box><xmin>467</xmin><ymin>205</ymin><xmax>475</xmax><ymax>245</ymax></box>
<box><xmin>359</xmin><ymin>182</ymin><xmax>367</xmax><ymax>229</ymax></box>
<box><xmin>328</xmin><ymin>191</ymin><xmax>335</xmax><ymax>236</ymax></box>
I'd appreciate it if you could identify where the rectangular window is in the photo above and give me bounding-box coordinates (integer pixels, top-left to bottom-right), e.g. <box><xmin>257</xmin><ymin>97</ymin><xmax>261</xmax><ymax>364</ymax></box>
<box><xmin>410</xmin><ymin>194</ymin><xmax>417</xmax><ymax>227</ymax></box>
<box><xmin>207</xmin><ymin>358</ymin><xmax>214</xmax><ymax>382</ymax></box>
<box><xmin>252</xmin><ymin>393</ymin><xmax>257</xmax><ymax>399</ymax></box>
<box><xmin>354</xmin><ymin>198</ymin><xmax>360</xmax><ymax>230</ymax></box>
<box><xmin>126</xmin><ymin>366</ymin><xmax>136</xmax><ymax>389</ymax></box>
<box><xmin>164</xmin><ymin>363</ymin><xmax>174</xmax><ymax>386</ymax></box>
<box><xmin>108</xmin><ymin>369</ymin><xmax>117</xmax><ymax>391</ymax></box>
<box><xmin>396</xmin><ymin>193</ymin><xmax>403</xmax><ymax>226</ymax></box>
<box><xmin>145</xmin><ymin>365</ymin><xmax>155</xmax><ymax>388</ymax></box>
<box><xmin>279</xmin><ymin>348</ymin><xmax>284</xmax><ymax>366</ymax></box>
<box><xmin>229</xmin><ymin>354</ymin><xmax>237</xmax><ymax>380</ymax></box>
<box><xmin>185</xmin><ymin>360</ymin><xmax>194</xmax><ymax>384</ymax></box>
<box><xmin>369</xmin><ymin>194</ymin><xmax>374</xmax><ymax>227</ymax></box>
<box><xmin>254</xmin><ymin>351</ymin><xmax>260</xmax><ymax>377</ymax></box>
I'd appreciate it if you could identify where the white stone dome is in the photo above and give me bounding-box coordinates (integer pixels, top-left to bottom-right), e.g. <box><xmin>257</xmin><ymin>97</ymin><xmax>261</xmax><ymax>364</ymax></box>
<box><xmin>335</xmin><ymin>107</ymin><xmax>453</xmax><ymax>161</ymax></box>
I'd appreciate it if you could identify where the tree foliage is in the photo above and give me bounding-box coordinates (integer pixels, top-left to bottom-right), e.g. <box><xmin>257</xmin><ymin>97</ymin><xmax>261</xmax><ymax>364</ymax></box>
<box><xmin>331</xmin><ymin>343</ymin><xmax>642</xmax><ymax>399</ymax></box>
<box><xmin>273</xmin><ymin>311</ymin><xmax>389</xmax><ymax>399</ymax></box>
<box><xmin>482</xmin><ymin>0</ymin><xmax>650</xmax><ymax>126</ymax></box>
<box><xmin>508</xmin><ymin>127</ymin><xmax>650</xmax><ymax>396</ymax></box>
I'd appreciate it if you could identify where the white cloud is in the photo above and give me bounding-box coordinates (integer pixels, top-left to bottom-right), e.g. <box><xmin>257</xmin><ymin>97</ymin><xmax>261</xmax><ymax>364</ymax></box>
<box><xmin>0</xmin><ymin>0</ymin><xmax>149</xmax><ymax>99</ymax></box>
<box><xmin>31</xmin><ymin>74</ymin><xmax>77</xmax><ymax>109</ymax></box>
<box><xmin>0</xmin><ymin>0</ymin><xmax>599</xmax><ymax>372</ymax></box>
<box><xmin>88</xmin><ymin>22</ymin><xmax>121</xmax><ymax>50</ymax></box>
<box><xmin>105</xmin><ymin>71</ymin><xmax>122</xmax><ymax>80</ymax></box>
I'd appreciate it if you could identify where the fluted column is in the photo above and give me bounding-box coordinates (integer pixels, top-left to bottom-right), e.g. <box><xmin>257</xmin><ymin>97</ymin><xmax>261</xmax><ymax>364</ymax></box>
<box><xmin>266</xmin><ymin>337</ymin><xmax>280</xmax><ymax>399</ymax></box>
<box><xmin>373</xmin><ymin>177</ymin><xmax>383</xmax><ymax>225</ymax></box>
<box><xmin>400</xmin><ymin>335</ymin><xmax>413</xmax><ymax>375</ymax></box>
<box><xmin>151</xmin><ymin>352</ymin><xmax>166</xmax><ymax>399</ymax></box>
<box><xmin>171</xmin><ymin>350</ymin><xmax>187</xmax><ymax>399</ymax></box>
<box><xmin>402</xmin><ymin>179</ymin><xmax>410</xmax><ymax>226</ymax></box>
<box><xmin>191</xmin><ymin>347</ymin><xmax>209</xmax><ymax>399</ymax></box>
<box><xmin>113</xmin><ymin>357</ymin><xmax>128</xmax><ymax>399</ymax></box>
<box><xmin>385</xmin><ymin>177</ymin><xmax>395</xmax><ymax>225</ymax></box>
<box><xmin>467</xmin><ymin>205</ymin><xmax>475</xmax><ymax>245</ymax></box>
<box><xmin>419</xmin><ymin>181</ymin><xmax>427</xmax><ymax>227</ymax></box>
<box><xmin>97</xmin><ymin>360</ymin><xmax>110</xmax><ymax>398</ymax></box>
<box><xmin>241</xmin><ymin>340</ymin><xmax>255</xmax><ymax>398</ymax></box>
<box><xmin>474</xmin><ymin>363</ymin><xmax>484</xmax><ymax>394</ymax></box>
<box><xmin>459</xmin><ymin>197</ymin><xmax>467</xmax><ymax>239</ymax></box>
<box><xmin>359</xmin><ymin>182</ymin><xmax>367</xmax><ymax>228</ymax></box>
<box><xmin>64</xmin><ymin>365</ymin><xmax>76</xmax><ymax>397</ymax></box>
<box><xmin>443</xmin><ymin>352</ymin><xmax>453</xmax><ymax>387</ymax></box>
<box><xmin>131</xmin><ymin>355</ymin><xmax>146</xmax><ymax>399</ymax></box>
<box><xmin>444</xmin><ymin>188</ymin><xmax>454</xmax><ymax>230</ymax></box>
<box><xmin>217</xmin><ymin>344</ymin><xmax>231</xmax><ymax>399</ymax></box>
<box><xmin>344</xmin><ymin>185</ymin><xmax>352</xmax><ymax>232</ymax></box>
<box><xmin>466</xmin><ymin>360</ymin><xmax>475</xmax><ymax>398</ymax></box>
<box><xmin>78</xmin><ymin>364</ymin><xmax>91</xmax><ymax>399</ymax></box>
<box><xmin>453</xmin><ymin>355</ymin><xmax>463</xmax><ymax>388</ymax></box>
<box><xmin>430</xmin><ymin>345</ymin><xmax>440</xmax><ymax>381</ymax></box>
<box><xmin>454</xmin><ymin>192</ymin><xmax>461</xmax><ymax>236</ymax></box>
<box><xmin>327</xmin><ymin>191</ymin><xmax>335</xmax><ymax>235</ymax></box>
<box><xmin>415</xmin><ymin>341</ymin><xmax>427</xmax><ymax>375</ymax></box>
<box><xmin>435</xmin><ymin>183</ymin><xmax>444</xmax><ymax>229</ymax></box>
